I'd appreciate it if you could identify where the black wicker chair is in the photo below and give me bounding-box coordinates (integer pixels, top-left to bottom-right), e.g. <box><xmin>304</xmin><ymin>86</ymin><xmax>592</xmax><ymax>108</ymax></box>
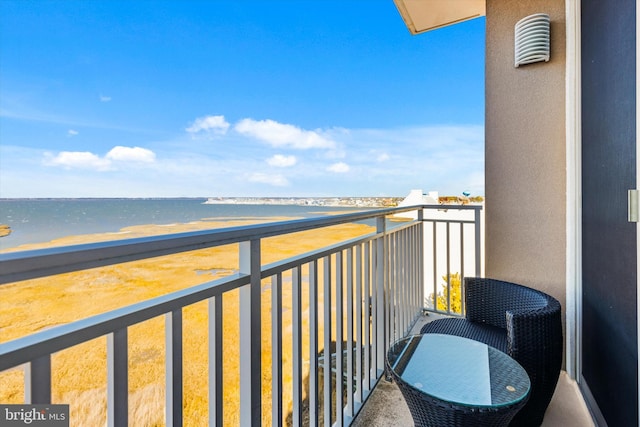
<box><xmin>419</xmin><ymin>277</ymin><xmax>562</xmax><ymax>427</ymax></box>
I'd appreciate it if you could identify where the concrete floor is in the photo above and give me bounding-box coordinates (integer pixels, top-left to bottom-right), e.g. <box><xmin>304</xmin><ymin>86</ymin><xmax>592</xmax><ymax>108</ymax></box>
<box><xmin>352</xmin><ymin>314</ymin><xmax>594</xmax><ymax>427</ymax></box>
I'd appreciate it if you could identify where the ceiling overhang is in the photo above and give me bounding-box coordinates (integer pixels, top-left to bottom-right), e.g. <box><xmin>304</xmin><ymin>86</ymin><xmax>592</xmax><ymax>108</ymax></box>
<box><xmin>393</xmin><ymin>0</ymin><xmax>485</xmax><ymax>34</ymax></box>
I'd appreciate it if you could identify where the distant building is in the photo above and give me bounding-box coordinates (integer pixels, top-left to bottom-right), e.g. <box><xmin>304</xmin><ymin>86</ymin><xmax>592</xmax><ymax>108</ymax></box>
<box><xmin>397</xmin><ymin>189</ymin><xmax>439</xmax><ymax>208</ymax></box>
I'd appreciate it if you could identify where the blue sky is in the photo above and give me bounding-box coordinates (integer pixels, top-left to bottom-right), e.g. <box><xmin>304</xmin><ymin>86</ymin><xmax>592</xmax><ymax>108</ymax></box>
<box><xmin>0</xmin><ymin>1</ymin><xmax>485</xmax><ymax>198</ymax></box>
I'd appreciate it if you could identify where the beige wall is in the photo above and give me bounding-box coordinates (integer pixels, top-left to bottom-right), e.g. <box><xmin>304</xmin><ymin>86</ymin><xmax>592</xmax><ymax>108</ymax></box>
<box><xmin>485</xmin><ymin>0</ymin><xmax>566</xmax><ymax>309</ymax></box>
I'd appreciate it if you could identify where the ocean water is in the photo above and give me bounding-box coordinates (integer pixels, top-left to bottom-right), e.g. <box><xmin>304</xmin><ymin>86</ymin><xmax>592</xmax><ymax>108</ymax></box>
<box><xmin>0</xmin><ymin>199</ymin><xmax>366</xmax><ymax>250</ymax></box>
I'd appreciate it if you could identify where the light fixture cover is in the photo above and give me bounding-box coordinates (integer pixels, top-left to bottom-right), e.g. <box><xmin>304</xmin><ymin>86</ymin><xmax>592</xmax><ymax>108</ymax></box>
<box><xmin>515</xmin><ymin>13</ymin><xmax>550</xmax><ymax>67</ymax></box>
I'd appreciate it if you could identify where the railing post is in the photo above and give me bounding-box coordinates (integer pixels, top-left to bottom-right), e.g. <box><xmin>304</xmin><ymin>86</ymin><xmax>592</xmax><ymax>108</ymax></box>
<box><xmin>239</xmin><ymin>239</ymin><xmax>261</xmax><ymax>426</ymax></box>
<box><xmin>475</xmin><ymin>207</ymin><xmax>482</xmax><ymax>277</ymax></box>
<box><xmin>418</xmin><ymin>208</ymin><xmax>424</xmax><ymax>313</ymax></box>
<box><xmin>375</xmin><ymin>217</ymin><xmax>386</xmax><ymax>374</ymax></box>
<box><xmin>25</xmin><ymin>355</ymin><xmax>51</xmax><ymax>404</ymax></box>
<box><xmin>107</xmin><ymin>328</ymin><xmax>128</xmax><ymax>427</ymax></box>
<box><xmin>209</xmin><ymin>295</ymin><xmax>223</xmax><ymax>427</ymax></box>
<box><xmin>418</xmin><ymin>217</ymin><xmax>425</xmax><ymax>315</ymax></box>
<box><xmin>364</xmin><ymin>242</ymin><xmax>372</xmax><ymax>391</ymax></box>
<box><xmin>335</xmin><ymin>252</ymin><xmax>344</xmax><ymax>427</ymax></box>
<box><xmin>165</xmin><ymin>309</ymin><xmax>183</xmax><ymax>427</ymax></box>
<box><xmin>323</xmin><ymin>255</ymin><xmax>332</xmax><ymax>427</ymax></box>
<box><xmin>292</xmin><ymin>266</ymin><xmax>302</xmax><ymax>427</ymax></box>
<box><xmin>271</xmin><ymin>274</ymin><xmax>283</xmax><ymax>426</ymax></box>
<box><xmin>308</xmin><ymin>262</ymin><xmax>318</xmax><ymax>427</ymax></box>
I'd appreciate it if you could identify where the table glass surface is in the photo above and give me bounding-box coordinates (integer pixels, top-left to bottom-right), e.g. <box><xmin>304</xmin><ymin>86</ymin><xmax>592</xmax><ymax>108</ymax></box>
<box><xmin>387</xmin><ymin>334</ymin><xmax>530</xmax><ymax>408</ymax></box>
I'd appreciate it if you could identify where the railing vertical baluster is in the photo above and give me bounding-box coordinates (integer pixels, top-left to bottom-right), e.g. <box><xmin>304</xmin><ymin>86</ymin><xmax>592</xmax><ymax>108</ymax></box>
<box><xmin>364</xmin><ymin>241</ymin><xmax>372</xmax><ymax>391</ymax></box>
<box><xmin>446</xmin><ymin>222</ymin><xmax>451</xmax><ymax>313</ymax></box>
<box><xmin>460</xmin><ymin>223</ymin><xmax>466</xmax><ymax>316</ymax></box>
<box><xmin>416</xmin><ymin>225</ymin><xmax>420</xmax><ymax>311</ymax></box>
<box><xmin>107</xmin><ymin>328</ymin><xmax>128</xmax><ymax>427</ymax></box>
<box><xmin>389</xmin><ymin>233</ymin><xmax>396</xmax><ymax>343</ymax></box>
<box><xmin>432</xmin><ymin>221</ymin><xmax>438</xmax><ymax>312</ymax></box>
<box><xmin>239</xmin><ymin>239</ymin><xmax>262</xmax><ymax>427</ymax></box>
<box><xmin>165</xmin><ymin>309</ymin><xmax>183</xmax><ymax>427</ymax></box>
<box><xmin>335</xmin><ymin>251</ymin><xmax>344</xmax><ymax>427</ymax></box>
<box><xmin>401</xmin><ymin>229</ymin><xmax>408</xmax><ymax>335</ymax></box>
<box><xmin>401</xmin><ymin>229</ymin><xmax>406</xmax><ymax>332</ymax></box>
<box><xmin>418</xmin><ymin>210</ymin><xmax>425</xmax><ymax>316</ymax></box>
<box><xmin>413</xmin><ymin>225</ymin><xmax>418</xmax><ymax>319</ymax></box>
<box><xmin>384</xmin><ymin>232</ymin><xmax>390</xmax><ymax>358</ymax></box>
<box><xmin>460</xmin><ymin>223</ymin><xmax>466</xmax><ymax>280</ymax></box>
<box><xmin>25</xmin><ymin>355</ymin><xmax>51</xmax><ymax>404</ymax></box>
<box><xmin>407</xmin><ymin>226</ymin><xmax>413</xmax><ymax>321</ymax></box>
<box><xmin>370</xmin><ymin>238</ymin><xmax>377</xmax><ymax>383</ymax></box>
<box><xmin>309</xmin><ymin>261</ymin><xmax>319</xmax><ymax>427</ymax></box>
<box><xmin>396</xmin><ymin>231</ymin><xmax>402</xmax><ymax>338</ymax></box>
<box><xmin>407</xmin><ymin>227</ymin><xmax>412</xmax><ymax>326</ymax></box>
<box><xmin>402</xmin><ymin>229</ymin><xmax>407</xmax><ymax>334</ymax></box>
<box><xmin>413</xmin><ymin>225</ymin><xmax>418</xmax><ymax>320</ymax></box>
<box><xmin>416</xmin><ymin>224</ymin><xmax>422</xmax><ymax>318</ymax></box>
<box><xmin>323</xmin><ymin>255</ymin><xmax>332</xmax><ymax>427</ymax></box>
<box><xmin>209</xmin><ymin>295</ymin><xmax>223</xmax><ymax>427</ymax></box>
<box><xmin>292</xmin><ymin>266</ymin><xmax>302</xmax><ymax>427</ymax></box>
<box><xmin>375</xmin><ymin>217</ymin><xmax>385</xmax><ymax>375</ymax></box>
<box><xmin>271</xmin><ymin>274</ymin><xmax>283</xmax><ymax>426</ymax></box>
<box><xmin>346</xmin><ymin>247</ymin><xmax>354</xmax><ymax>418</ymax></box>
<box><xmin>475</xmin><ymin>207</ymin><xmax>482</xmax><ymax>277</ymax></box>
<box><xmin>397</xmin><ymin>231</ymin><xmax>402</xmax><ymax>336</ymax></box>
<box><xmin>355</xmin><ymin>244</ymin><xmax>363</xmax><ymax>405</ymax></box>
<box><xmin>410</xmin><ymin>222</ymin><xmax>424</xmax><ymax>313</ymax></box>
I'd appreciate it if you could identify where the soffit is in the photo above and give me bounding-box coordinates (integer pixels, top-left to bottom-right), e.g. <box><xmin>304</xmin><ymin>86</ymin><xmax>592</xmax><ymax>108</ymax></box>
<box><xmin>393</xmin><ymin>0</ymin><xmax>485</xmax><ymax>34</ymax></box>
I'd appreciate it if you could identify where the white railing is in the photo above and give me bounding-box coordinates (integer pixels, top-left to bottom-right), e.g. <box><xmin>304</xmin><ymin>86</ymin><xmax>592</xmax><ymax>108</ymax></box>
<box><xmin>0</xmin><ymin>204</ymin><xmax>482</xmax><ymax>426</ymax></box>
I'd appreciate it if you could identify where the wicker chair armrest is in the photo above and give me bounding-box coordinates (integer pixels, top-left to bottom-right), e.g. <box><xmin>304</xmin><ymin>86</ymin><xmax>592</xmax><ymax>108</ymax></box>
<box><xmin>505</xmin><ymin>307</ymin><xmax>563</xmax><ymax>370</ymax></box>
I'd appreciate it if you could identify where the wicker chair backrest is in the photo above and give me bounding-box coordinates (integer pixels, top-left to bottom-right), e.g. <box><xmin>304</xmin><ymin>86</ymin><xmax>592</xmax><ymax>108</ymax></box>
<box><xmin>464</xmin><ymin>277</ymin><xmax>555</xmax><ymax>329</ymax></box>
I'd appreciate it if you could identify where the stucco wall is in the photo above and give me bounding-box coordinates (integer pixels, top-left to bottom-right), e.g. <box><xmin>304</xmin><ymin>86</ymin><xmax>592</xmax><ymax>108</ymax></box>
<box><xmin>485</xmin><ymin>0</ymin><xmax>566</xmax><ymax>308</ymax></box>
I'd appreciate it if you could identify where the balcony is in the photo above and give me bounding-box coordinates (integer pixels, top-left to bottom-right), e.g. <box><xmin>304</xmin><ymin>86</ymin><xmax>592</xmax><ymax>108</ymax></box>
<box><xmin>0</xmin><ymin>204</ymin><xmax>590</xmax><ymax>426</ymax></box>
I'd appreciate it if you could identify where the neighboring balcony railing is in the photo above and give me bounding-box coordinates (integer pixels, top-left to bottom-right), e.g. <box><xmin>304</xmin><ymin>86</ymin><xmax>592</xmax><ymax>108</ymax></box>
<box><xmin>0</xmin><ymin>204</ymin><xmax>482</xmax><ymax>426</ymax></box>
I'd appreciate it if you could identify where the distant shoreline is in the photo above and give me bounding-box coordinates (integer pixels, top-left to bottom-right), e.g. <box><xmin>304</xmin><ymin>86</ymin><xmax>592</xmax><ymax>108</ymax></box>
<box><xmin>202</xmin><ymin>196</ymin><xmax>402</xmax><ymax>207</ymax></box>
<box><xmin>0</xmin><ymin>199</ymin><xmax>389</xmax><ymax>250</ymax></box>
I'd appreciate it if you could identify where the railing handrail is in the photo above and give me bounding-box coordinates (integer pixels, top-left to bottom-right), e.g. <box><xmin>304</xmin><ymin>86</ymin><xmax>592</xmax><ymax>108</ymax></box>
<box><xmin>0</xmin><ymin>204</ymin><xmax>481</xmax><ymax>285</ymax></box>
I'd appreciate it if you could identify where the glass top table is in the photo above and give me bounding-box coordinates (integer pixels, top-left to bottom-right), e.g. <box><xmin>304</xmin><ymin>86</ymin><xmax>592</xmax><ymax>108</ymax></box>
<box><xmin>386</xmin><ymin>334</ymin><xmax>530</xmax><ymax>426</ymax></box>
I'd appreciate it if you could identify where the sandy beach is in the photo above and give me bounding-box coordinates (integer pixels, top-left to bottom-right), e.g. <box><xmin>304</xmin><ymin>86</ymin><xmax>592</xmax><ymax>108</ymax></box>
<box><xmin>0</xmin><ymin>216</ymin><xmax>376</xmax><ymax>426</ymax></box>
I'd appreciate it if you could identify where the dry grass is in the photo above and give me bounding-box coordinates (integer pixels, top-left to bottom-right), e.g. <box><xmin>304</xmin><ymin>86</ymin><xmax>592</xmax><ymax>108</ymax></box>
<box><xmin>0</xmin><ymin>217</ymin><xmax>375</xmax><ymax>426</ymax></box>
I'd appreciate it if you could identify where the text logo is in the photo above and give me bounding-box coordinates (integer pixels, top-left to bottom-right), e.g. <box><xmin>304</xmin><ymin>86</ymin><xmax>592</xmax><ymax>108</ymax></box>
<box><xmin>0</xmin><ymin>405</ymin><xmax>69</xmax><ymax>427</ymax></box>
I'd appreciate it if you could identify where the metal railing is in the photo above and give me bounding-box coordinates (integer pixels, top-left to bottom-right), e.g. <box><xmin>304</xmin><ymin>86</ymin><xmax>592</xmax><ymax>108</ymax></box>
<box><xmin>0</xmin><ymin>204</ymin><xmax>482</xmax><ymax>426</ymax></box>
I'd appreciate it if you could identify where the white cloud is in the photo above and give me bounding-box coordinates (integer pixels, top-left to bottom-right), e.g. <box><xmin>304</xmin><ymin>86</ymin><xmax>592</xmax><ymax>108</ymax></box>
<box><xmin>99</xmin><ymin>95</ymin><xmax>112</xmax><ymax>102</ymax></box>
<box><xmin>377</xmin><ymin>153</ymin><xmax>390</xmax><ymax>162</ymax></box>
<box><xmin>186</xmin><ymin>115</ymin><xmax>230</xmax><ymax>135</ymax></box>
<box><xmin>44</xmin><ymin>146</ymin><xmax>156</xmax><ymax>171</ymax></box>
<box><xmin>11</xmin><ymin>123</ymin><xmax>484</xmax><ymax>198</ymax></box>
<box><xmin>45</xmin><ymin>151</ymin><xmax>112</xmax><ymax>171</ymax></box>
<box><xmin>266</xmin><ymin>154</ymin><xmax>297</xmax><ymax>167</ymax></box>
<box><xmin>248</xmin><ymin>172</ymin><xmax>289</xmax><ymax>186</ymax></box>
<box><xmin>327</xmin><ymin>162</ymin><xmax>350</xmax><ymax>173</ymax></box>
<box><xmin>235</xmin><ymin>118</ymin><xmax>335</xmax><ymax>150</ymax></box>
<box><xmin>106</xmin><ymin>146</ymin><xmax>156</xmax><ymax>163</ymax></box>
<box><xmin>67</xmin><ymin>129</ymin><xmax>79</xmax><ymax>136</ymax></box>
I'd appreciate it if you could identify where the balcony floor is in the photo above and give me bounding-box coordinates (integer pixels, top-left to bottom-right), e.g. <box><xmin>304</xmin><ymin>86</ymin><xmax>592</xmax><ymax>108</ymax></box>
<box><xmin>352</xmin><ymin>313</ymin><xmax>594</xmax><ymax>427</ymax></box>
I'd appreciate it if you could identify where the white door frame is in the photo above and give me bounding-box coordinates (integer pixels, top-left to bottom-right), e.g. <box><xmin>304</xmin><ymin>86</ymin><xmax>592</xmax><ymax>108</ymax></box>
<box><xmin>565</xmin><ymin>0</ymin><xmax>581</xmax><ymax>383</ymax></box>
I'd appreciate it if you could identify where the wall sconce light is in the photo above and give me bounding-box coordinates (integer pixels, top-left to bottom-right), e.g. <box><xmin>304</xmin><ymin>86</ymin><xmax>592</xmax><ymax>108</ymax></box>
<box><xmin>515</xmin><ymin>13</ymin><xmax>550</xmax><ymax>67</ymax></box>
